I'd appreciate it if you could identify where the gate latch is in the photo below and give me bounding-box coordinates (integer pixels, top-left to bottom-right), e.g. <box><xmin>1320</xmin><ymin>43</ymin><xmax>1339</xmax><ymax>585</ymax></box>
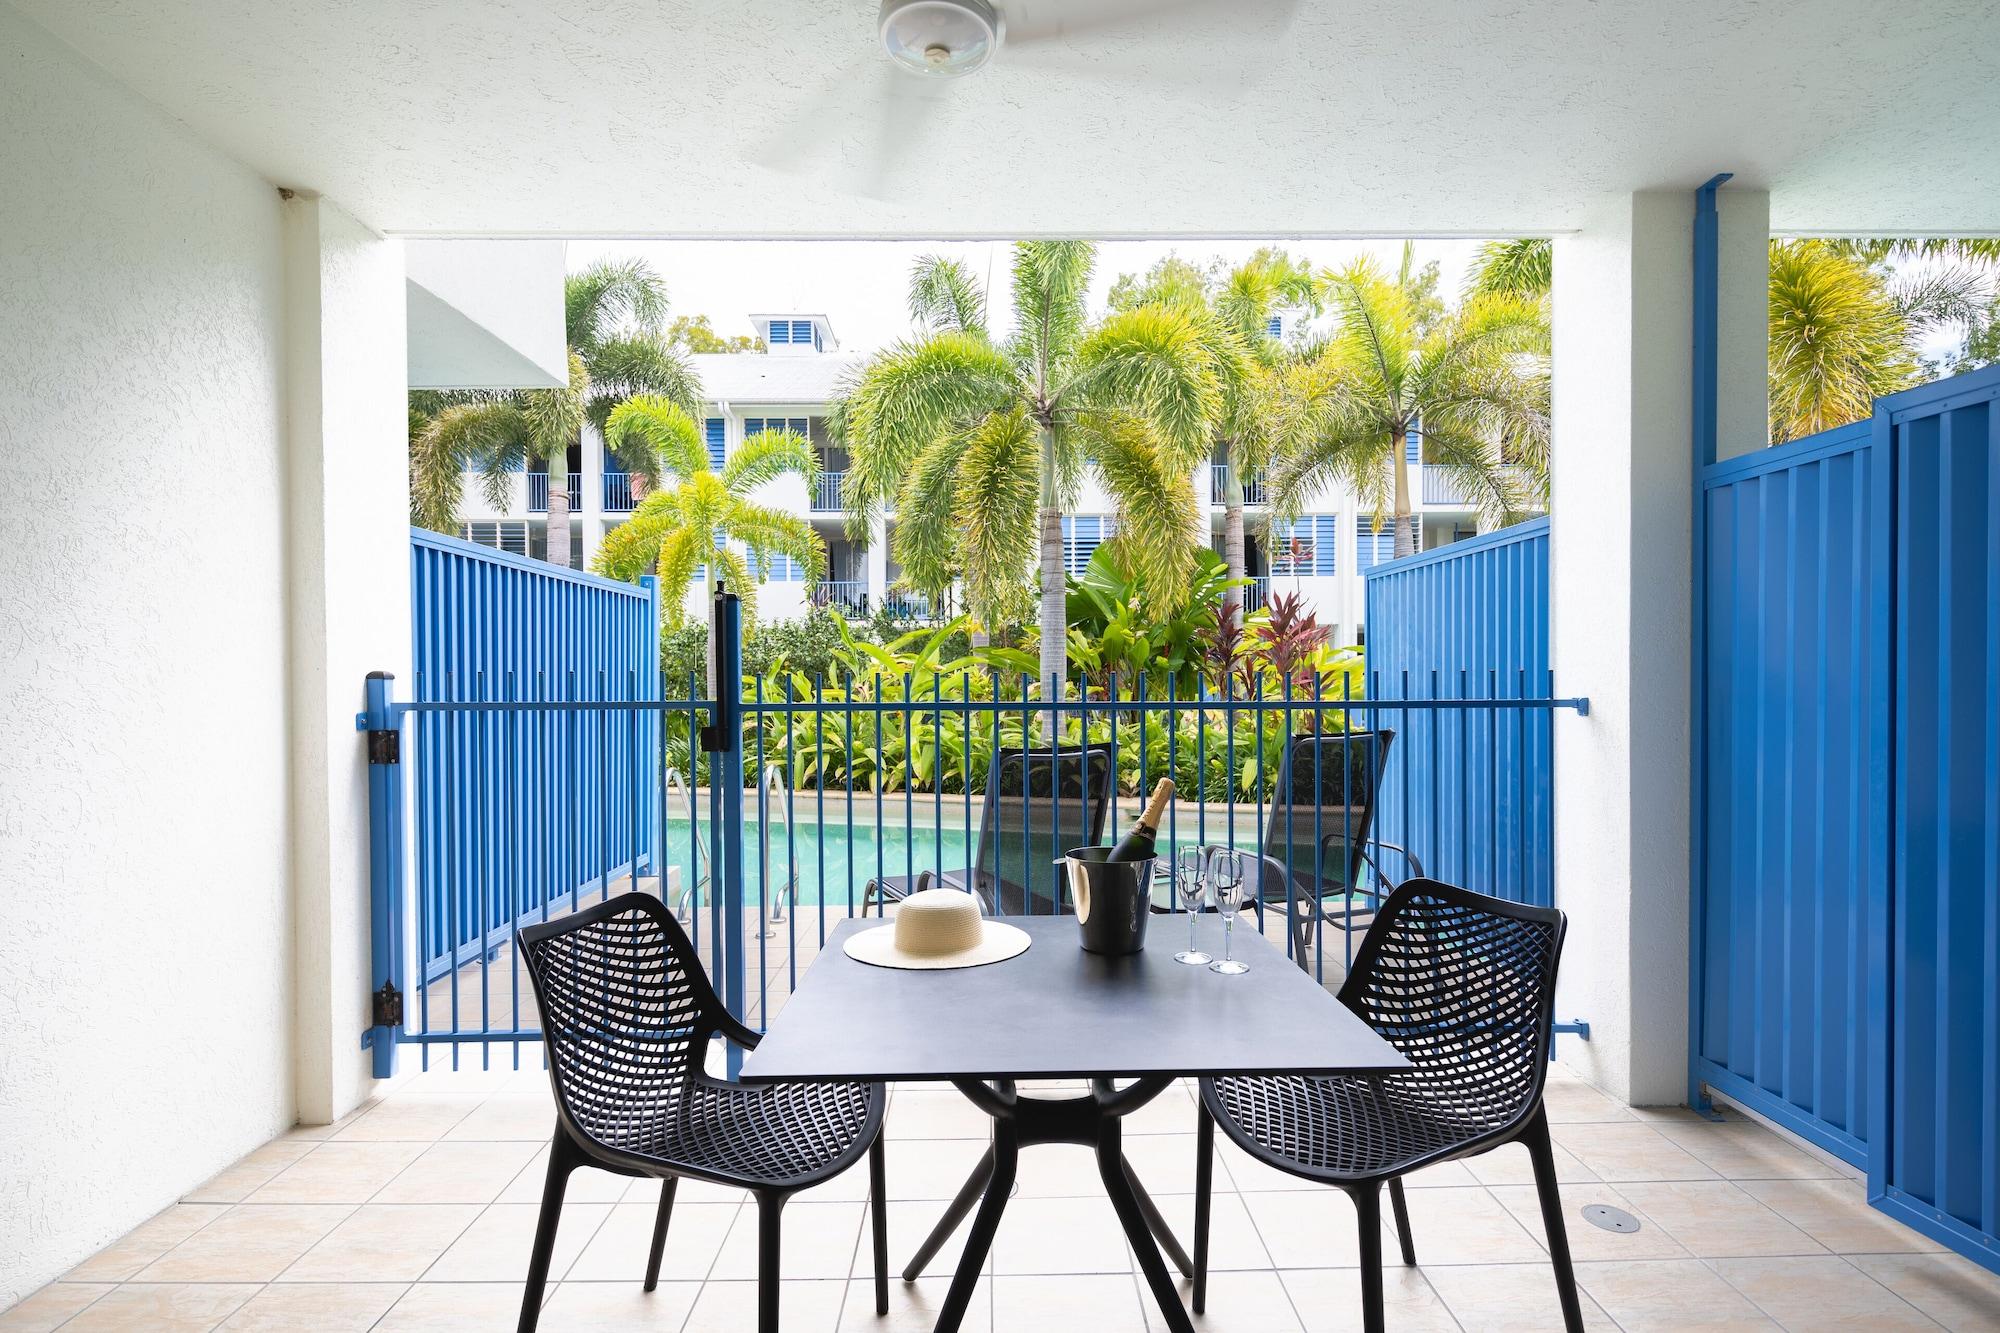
<box><xmin>372</xmin><ymin>981</ymin><xmax>404</xmax><ymax>1028</ymax></box>
<box><xmin>367</xmin><ymin>729</ymin><xmax>400</xmax><ymax>764</ymax></box>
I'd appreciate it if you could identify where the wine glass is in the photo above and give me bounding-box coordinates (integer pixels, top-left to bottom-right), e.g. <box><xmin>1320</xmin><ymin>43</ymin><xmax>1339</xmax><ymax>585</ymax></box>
<box><xmin>1207</xmin><ymin>848</ymin><xmax>1250</xmax><ymax>975</ymax></box>
<box><xmin>1173</xmin><ymin>847</ymin><xmax>1211</xmax><ymax>965</ymax></box>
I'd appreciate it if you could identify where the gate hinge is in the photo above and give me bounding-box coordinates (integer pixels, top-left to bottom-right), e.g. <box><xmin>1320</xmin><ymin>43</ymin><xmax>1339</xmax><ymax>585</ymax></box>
<box><xmin>367</xmin><ymin>729</ymin><xmax>400</xmax><ymax>764</ymax></box>
<box><xmin>372</xmin><ymin>980</ymin><xmax>404</xmax><ymax>1028</ymax></box>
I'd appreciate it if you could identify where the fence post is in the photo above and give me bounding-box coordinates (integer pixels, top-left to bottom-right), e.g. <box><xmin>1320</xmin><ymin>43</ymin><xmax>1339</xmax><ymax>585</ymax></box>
<box><xmin>640</xmin><ymin>574</ymin><xmax>661</xmax><ymax>885</ymax></box>
<box><xmin>707</xmin><ymin>590</ymin><xmax>748</xmax><ymax>1075</ymax></box>
<box><xmin>362</xmin><ymin>671</ymin><xmax>405</xmax><ymax>1079</ymax></box>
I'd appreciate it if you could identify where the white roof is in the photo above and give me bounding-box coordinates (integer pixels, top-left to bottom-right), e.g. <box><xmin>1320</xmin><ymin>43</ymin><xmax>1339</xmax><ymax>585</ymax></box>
<box><xmin>690</xmin><ymin>351</ymin><xmax>865</xmax><ymax>407</ymax></box>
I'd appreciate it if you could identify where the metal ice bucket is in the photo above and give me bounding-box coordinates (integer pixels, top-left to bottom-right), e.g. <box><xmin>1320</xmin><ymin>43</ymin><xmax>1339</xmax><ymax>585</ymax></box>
<box><xmin>1057</xmin><ymin>846</ymin><xmax>1156</xmax><ymax>955</ymax></box>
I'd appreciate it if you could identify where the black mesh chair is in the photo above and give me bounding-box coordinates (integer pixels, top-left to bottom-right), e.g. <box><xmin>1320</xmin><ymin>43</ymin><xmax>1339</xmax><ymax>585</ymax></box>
<box><xmin>515</xmin><ymin>892</ymin><xmax>887</xmax><ymax>1333</ymax></box>
<box><xmin>1254</xmin><ymin>731</ymin><xmax>1423</xmax><ymax>964</ymax></box>
<box><xmin>863</xmin><ymin>746</ymin><xmax>1113</xmax><ymax>916</ymax></box>
<box><xmin>1194</xmin><ymin>880</ymin><xmax>1582</xmax><ymax>1333</ymax></box>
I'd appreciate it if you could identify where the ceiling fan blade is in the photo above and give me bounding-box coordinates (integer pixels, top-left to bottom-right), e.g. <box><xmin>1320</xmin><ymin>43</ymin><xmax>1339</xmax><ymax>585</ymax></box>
<box><xmin>850</xmin><ymin>64</ymin><xmax>954</xmax><ymax>201</ymax></box>
<box><xmin>1001</xmin><ymin>0</ymin><xmax>1299</xmax><ymax>91</ymax></box>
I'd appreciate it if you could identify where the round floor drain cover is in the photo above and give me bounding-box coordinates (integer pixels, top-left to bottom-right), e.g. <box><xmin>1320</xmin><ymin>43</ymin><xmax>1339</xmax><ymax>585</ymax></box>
<box><xmin>1582</xmin><ymin>1204</ymin><xmax>1640</xmax><ymax>1233</ymax></box>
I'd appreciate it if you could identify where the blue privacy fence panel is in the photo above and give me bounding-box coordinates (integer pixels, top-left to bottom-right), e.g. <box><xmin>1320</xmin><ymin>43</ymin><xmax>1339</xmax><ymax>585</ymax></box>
<box><xmin>1363</xmin><ymin>517</ymin><xmax>1552</xmax><ymax>907</ymax></box>
<box><xmin>1878</xmin><ymin>367</ymin><xmax>2000</xmax><ymax>1268</ymax></box>
<box><xmin>1693</xmin><ymin>419</ymin><xmax>1880</xmax><ymax>1166</ymax></box>
<box><xmin>409</xmin><ymin>529</ymin><xmax>659</xmax><ymax>980</ymax></box>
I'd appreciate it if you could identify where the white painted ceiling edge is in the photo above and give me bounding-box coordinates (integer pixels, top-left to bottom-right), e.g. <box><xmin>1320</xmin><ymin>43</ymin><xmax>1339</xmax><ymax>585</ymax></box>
<box><xmin>405</xmin><ymin>240</ymin><xmax>568</xmax><ymax>389</ymax></box>
<box><xmin>11</xmin><ymin>0</ymin><xmax>1998</xmax><ymax>237</ymax></box>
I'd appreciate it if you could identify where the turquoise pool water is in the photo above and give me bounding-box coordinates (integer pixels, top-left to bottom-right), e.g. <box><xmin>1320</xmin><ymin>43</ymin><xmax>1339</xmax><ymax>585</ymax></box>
<box><xmin>661</xmin><ymin>817</ymin><xmax>977</xmax><ymax>908</ymax></box>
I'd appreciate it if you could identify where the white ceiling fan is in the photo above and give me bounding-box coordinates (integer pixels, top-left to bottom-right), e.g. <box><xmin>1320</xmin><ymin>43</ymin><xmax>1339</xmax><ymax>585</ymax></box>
<box><xmin>755</xmin><ymin>0</ymin><xmax>1301</xmax><ymax>196</ymax></box>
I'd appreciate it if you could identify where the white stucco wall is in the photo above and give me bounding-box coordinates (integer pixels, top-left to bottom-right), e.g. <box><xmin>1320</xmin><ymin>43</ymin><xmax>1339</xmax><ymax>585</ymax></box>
<box><xmin>0</xmin><ymin>7</ymin><xmax>294</xmax><ymax>1304</ymax></box>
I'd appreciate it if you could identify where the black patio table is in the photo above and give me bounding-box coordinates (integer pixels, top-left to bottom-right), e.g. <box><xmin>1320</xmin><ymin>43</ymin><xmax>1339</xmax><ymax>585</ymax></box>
<box><xmin>739</xmin><ymin>914</ymin><xmax>1409</xmax><ymax>1333</ymax></box>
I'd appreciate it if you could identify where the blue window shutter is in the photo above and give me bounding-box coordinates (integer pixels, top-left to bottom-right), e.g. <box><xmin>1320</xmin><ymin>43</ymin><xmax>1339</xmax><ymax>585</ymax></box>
<box><xmin>791</xmin><ymin>319</ymin><xmax>811</xmax><ymax>343</ymax></box>
<box><xmin>768</xmin><ymin>322</ymin><xmax>788</xmax><ymax>345</ymax></box>
<box><xmin>1061</xmin><ymin>516</ymin><xmax>1108</xmax><ymax>576</ymax></box>
<box><xmin>705</xmin><ymin>417</ymin><xmax>725</xmax><ymax>468</ymax></box>
<box><xmin>1406</xmin><ymin>423</ymin><xmax>1421</xmax><ymax>464</ymax></box>
<box><xmin>1265</xmin><ymin>315</ymin><xmax>1282</xmax><ymax>337</ymax></box>
<box><xmin>1316</xmin><ymin>515</ymin><xmax>1337</xmax><ymax>575</ymax></box>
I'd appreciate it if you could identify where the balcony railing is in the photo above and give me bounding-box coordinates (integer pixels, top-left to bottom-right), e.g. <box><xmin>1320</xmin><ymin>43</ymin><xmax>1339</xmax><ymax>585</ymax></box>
<box><xmin>1241</xmin><ymin>575</ymin><xmax>1272</xmax><ymax>614</ymax></box>
<box><xmin>1210</xmin><ymin>464</ymin><xmax>1268</xmax><ymax>506</ymax></box>
<box><xmin>811</xmin><ymin>580</ymin><xmax>868</xmax><ymax>616</ymax></box>
<box><xmin>813</xmin><ymin>471</ymin><xmax>845</xmax><ymax>511</ymax></box>
<box><xmin>1422</xmin><ymin>465</ymin><xmax>1468</xmax><ymax>506</ymax></box>
<box><xmin>882</xmin><ymin>590</ymin><xmax>936</xmax><ymax>620</ymax></box>
<box><xmin>528</xmin><ymin>471</ymin><xmax>582</xmax><ymax>512</ymax></box>
<box><xmin>603</xmin><ymin>471</ymin><xmax>637</xmax><ymax>513</ymax></box>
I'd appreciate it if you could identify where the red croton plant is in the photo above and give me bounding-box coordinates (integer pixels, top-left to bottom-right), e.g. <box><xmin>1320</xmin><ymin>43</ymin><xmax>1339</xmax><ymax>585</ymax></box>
<box><xmin>1196</xmin><ymin>591</ymin><xmax>1332</xmax><ymax>699</ymax></box>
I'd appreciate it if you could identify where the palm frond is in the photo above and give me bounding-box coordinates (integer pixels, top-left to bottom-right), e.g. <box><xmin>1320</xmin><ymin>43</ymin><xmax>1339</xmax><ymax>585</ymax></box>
<box><xmin>891</xmin><ymin>431</ymin><xmax>973</xmax><ymax>599</ymax></box>
<box><xmin>1082</xmin><ymin>414</ymin><xmax>1205</xmax><ymax>609</ymax></box>
<box><xmin>605</xmin><ymin>395</ymin><xmax>707</xmax><ymax>486</ymax></box>
<box><xmin>1768</xmin><ymin>240</ymin><xmax>1919</xmax><ymax>443</ymax></box>
<box><xmin>908</xmin><ymin>254</ymin><xmax>988</xmax><ymax>336</ymax></box>
<box><xmin>950</xmin><ymin>408</ymin><xmax>1043</xmax><ymax>629</ymax></box>
<box><xmin>1466</xmin><ymin>238</ymin><xmax>1553</xmax><ymax>301</ymax></box>
<box><xmin>724</xmin><ymin>428</ymin><xmax>818</xmax><ymax>496</ymax></box>
<box><xmin>410</xmin><ymin>401</ymin><xmax>531</xmax><ymax>532</ymax></box>
<box><xmin>845</xmin><ymin>332</ymin><xmax>1018</xmax><ymax>516</ymax></box>
<box><xmin>1063</xmin><ymin>306</ymin><xmax>1223</xmax><ymax>462</ymax></box>
<box><xmin>583</xmin><ymin>333</ymin><xmax>703</xmax><ymax>431</ymax></box>
<box><xmin>565</xmin><ymin>258</ymin><xmax>670</xmax><ymax>353</ymax></box>
<box><xmin>1009</xmin><ymin>240</ymin><xmax>1096</xmax><ymax>374</ymax></box>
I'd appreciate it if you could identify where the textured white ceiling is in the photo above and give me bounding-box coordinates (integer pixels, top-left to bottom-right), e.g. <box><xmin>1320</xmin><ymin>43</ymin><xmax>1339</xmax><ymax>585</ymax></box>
<box><xmin>11</xmin><ymin>0</ymin><xmax>1998</xmax><ymax>237</ymax></box>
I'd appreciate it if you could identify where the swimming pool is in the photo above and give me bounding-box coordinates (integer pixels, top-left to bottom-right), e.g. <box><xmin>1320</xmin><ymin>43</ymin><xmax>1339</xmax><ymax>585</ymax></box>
<box><xmin>661</xmin><ymin>816</ymin><xmax>977</xmax><ymax>909</ymax></box>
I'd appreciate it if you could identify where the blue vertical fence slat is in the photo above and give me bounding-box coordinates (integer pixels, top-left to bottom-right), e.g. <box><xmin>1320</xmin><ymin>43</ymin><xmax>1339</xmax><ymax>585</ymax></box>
<box><xmin>1363</xmin><ymin>517</ymin><xmax>1552</xmax><ymax>908</ymax></box>
<box><xmin>1876</xmin><ymin>372</ymin><xmax>2000</xmax><ymax>1269</ymax></box>
<box><xmin>406</xmin><ymin>529</ymin><xmax>658</xmax><ymax>983</ymax></box>
<box><xmin>1693</xmin><ymin>419</ymin><xmax>1876</xmax><ymax>1164</ymax></box>
<box><xmin>1695</xmin><ymin>364</ymin><xmax>2000</xmax><ymax>1276</ymax></box>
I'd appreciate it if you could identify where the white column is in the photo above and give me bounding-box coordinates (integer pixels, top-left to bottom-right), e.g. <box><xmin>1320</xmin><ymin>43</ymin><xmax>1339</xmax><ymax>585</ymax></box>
<box><xmin>866</xmin><ymin>515</ymin><xmax>890</xmax><ymax>610</ymax></box>
<box><xmin>579</xmin><ymin>420</ymin><xmax>606</xmax><ymax>569</ymax></box>
<box><xmin>284</xmin><ymin>194</ymin><xmax>412</xmax><ymax>1123</ymax></box>
<box><xmin>1549</xmin><ymin>186</ymin><xmax>1767</xmax><ymax>1105</ymax></box>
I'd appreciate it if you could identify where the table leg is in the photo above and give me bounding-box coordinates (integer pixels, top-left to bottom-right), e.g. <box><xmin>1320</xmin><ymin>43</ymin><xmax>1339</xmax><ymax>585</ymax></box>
<box><xmin>900</xmin><ymin>1146</ymin><xmax>994</xmax><ymax>1281</ymax></box>
<box><xmin>1123</xmin><ymin>1155</ymin><xmax>1194</xmax><ymax>1279</ymax></box>
<box><xmin>935</xmin><ymin>1126</ymin><xmax>1015</xmax><ymax>1333</ymax></box>
<box><xmin>1097</xmin><ymin>1119</ymin><xmax>1196</xmax><ymax>1333</ymax></box>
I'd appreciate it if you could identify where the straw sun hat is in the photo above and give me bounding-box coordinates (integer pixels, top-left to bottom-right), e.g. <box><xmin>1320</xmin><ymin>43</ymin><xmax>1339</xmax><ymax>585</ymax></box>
<box><xmin>843</xmin><ymin>889</ymin><xmax>1031</xmax><ymax>970</ymax></box>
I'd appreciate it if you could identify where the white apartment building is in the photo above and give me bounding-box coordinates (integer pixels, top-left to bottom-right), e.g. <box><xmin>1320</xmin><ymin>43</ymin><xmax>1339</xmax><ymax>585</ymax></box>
<box><xmin>456</xmin><ymin>311</ymin><xmax>1493</xmax><ymax>643</ymax></box>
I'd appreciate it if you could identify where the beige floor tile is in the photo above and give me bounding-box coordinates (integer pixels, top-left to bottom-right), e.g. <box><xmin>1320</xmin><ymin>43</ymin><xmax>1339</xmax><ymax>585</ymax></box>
<box><xmin>566</xmin><ymin>1199</ymin><xmax>739</xmax><ymax>1283</ymax></box>
<box><xmin>1385</xmin><ymin>1185</ymin><xmax>1546</xmax><ymax>1265</ymax></box>
<box><xmin>682</xmin><ymin>1278</ymin><xmax>846</xmax><ymax>1332</ymax></box>
<box><xmin>278</xmin><ymin>1106</ymin><xmax>370</xmax><ymax>1142</ymax></box>
<box><xmin>1488</xmin><ymin>1183</ymin><xmax>1689</xmax><ymax>1262</ymax></box>
<box><xmin>496</xmin><ymin>1148</ymin><xmax>631</xmax><ymax>1204</ymax></box>
<box><xmin>992</xmin><ymin>1193</ymin><xmax>1137</xmax><ymax>1275</ymax></box>
<box><xmin>183</xmin><ymin>1142</ymin><xmax>319</xmax><ymax>1205</ymax></box>
<box><xmin>1654</xmin><ymin>1122</ymin><xmax>1845</xmax><ymax>1180</ymax></box>
<box><xmin>839</xmin><ymin>1275</ymin><xmax>991</xmax><ymax>1331</ymax></box>
<box><xmin>1183</xmin><ymin>1269</ymin><xmax>1304</xmax><ymax>1331</ymax></box>
<box><xmin>390</xmin><ymin>1062</ymin><xmax>519</xmax><ymax>1095</ymax></box>
<box><xmin>1151</xmin><ymin>1191</ymin><xmax>1274</xmax><ymax>1272</ymax></box>
<box><xmin>1280</xmin><ymin>1266</ymin><xmax>1459</xmax><ymax>1333</ymax></box>
<box><xmin>622</xmin><ymin>1172</ymin><xmax>747</xmax><ymax>1206</ymax></box>
<box><xmin>535</xmin><ymin>1279</ymin><xmax>701</xmax><ymax>1331</ymax></box>
<box><xmin>443</xmin><ymin>1094</ymin><xmax>557</xmax><ymax>1142</ymax></box>
<box><xmin>1572</xmin><ymin>1258</ymin><xmax>1777</xmax><ymax>1330</ymax></box>
<box><xmin>376</xmin><ymin>1282</ymin><xmax>528</xmax><ymax>1331</ymax></box>
<box><xmin>282</xmin><ymin>1203</ymin><xmax>484</xmax><ymax>1283</ymax></box>
<box><xmin>885</xmin><ymin>1090</ymin><xmax>993</xmax><ymax>1139</ymax></box>
<box><xmin>215</xmin><ymin>1282</ymin><xmax>406</xmax><ymax>1331</ymax></box>
<box><xmin>1544</xmin><ymin>1081</ymin><xmax>1638</xmax><ymax>1123</ymax></box>
<box><xmin>1553</xmin><ymin>1123</ymin><xmax>1720</xmax><ymax>1182</ymax></box>
<box><xmin>854</xmin><ymin>1199</ymin><xmax>995</xmax><ymax>1281</ymax></box>
<box><xmin>1244</xmin><ymin>1189</ymin><xmax>1369</xmax><ymax>1270</ymax></box>
<box><xmin>1712</xmin><ymin>1255</ymin><xmax>1940</xmax><ymax>1330</ymax></box>
<box><xmin>711</xmin><ymin>1199</ymin><xmax>865</xmax><ymax>1281</ymax></box>
<box><xmin>0</xmin><ymin>1282</ymin><xmax>113</xmax><ymax>1331</ymax></box>
<box><xmin>61</xmin><ymin>1205</ymin><xmax>232</xmax><ymax>1282</ymax></box>
<box><xmin>1461</xmin><ymin>1140</ymin><xmax>1600</xmax><ymax>1186</ymax></box>
<box><xmin>1401</xmin><ymin>1159</ymin><xmax>1481</xmax><ymax>1188</ymax></box>
<box><xmin>136</xmin><ymin>1204</ymin><xmax>353</xmax><ymax>1282</ymax></box>
<box><xmin>245</xmin><ymin>1142</ymin><xmax>426</xmax><ymax>1204</ymax></box>
<box><xmin>420</xmin><ymin>1201</ymin><xmax>612</xmax><ymax>1283</ymax></box>
<box><xmin>992</xmin><ymin>1274</ymin><xmax>1147</xmax><ymax>1331</ymax></box>
<box><xmin>1738</xmin><ymin>1178</ymin><xmax>1948</xmax><ymax>1255</ymax></box>
<box><xmin>856</xmin><ymin>1136</ymin><xmax>988</xmax><ymax>1203</ymax></box>
<box><xmin>1015</xmin><ymin>1142</ymin><xmax>1126</xmax><ymax>1198</ymax></box>
<box><xmin>1423</xmin><ymin>1262</ymin><xmax>1618</xmax><ymax>1332</ymax></box>
<box><xmin>59</xmin><ymin>1283</ymin><xmax>260</xmax><ymax>1332</ymax></box>
<box><xmin>1849</xmin><ymin>1253</ymin><xmax>2000</xmax><ymax>1332</ymax></box>
<box><xmin>1213</xmin><ymin>1136</ymin><xmax>1320</xmax><ymax>1192</ymax></box>
<box><xmin>373</xmin><ymin>1140</ymin><xmax>540</xmax><ymax>1204</ymax></box>
<box><xmin>1610</xmin><ymin>1179</ymin><xmax>1824</xmax><ymax>1257</ymax></box>
<box><xmin>331</xmin><ymin>1094</ymin><xmax>483</xmax><ymax>1143</ymax></box>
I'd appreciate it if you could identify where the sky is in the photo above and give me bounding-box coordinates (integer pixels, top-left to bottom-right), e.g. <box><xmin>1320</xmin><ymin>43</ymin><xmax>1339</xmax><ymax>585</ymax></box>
<box><xmin>564</xmin><ymin>237</ymin><xmax>1489</xmax><ymax>355</ymax></box>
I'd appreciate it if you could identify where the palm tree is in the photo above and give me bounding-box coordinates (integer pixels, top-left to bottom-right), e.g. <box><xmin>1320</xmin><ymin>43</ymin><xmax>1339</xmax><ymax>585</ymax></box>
<box><xmin>410</xmin><ymin>258</ymin><xmax>703</xmax><ymax>567</ymax></box>
<box><xmin>1276</xmin><ymin>254</ymin><xmax>1548</xmax><ymax>559</ymax></box>
<box><xmin>591</xmin><ymin>396</ymin><xmax>824</xmax><ymax>623</ymax></box>
<box><xmin>1110</xmin><ymin>250</ymin><xmax>1316</xmax><ymax>623</ymax></box>
<box><xmin>843</xmin><ymin>241</ymin><xmax>1223</xmax><ymax>686</ymax></box>
<box><xmin>1465</xmin><ymin>236</ymin><xmax>1999</xmax><ymax>445</ymax></box>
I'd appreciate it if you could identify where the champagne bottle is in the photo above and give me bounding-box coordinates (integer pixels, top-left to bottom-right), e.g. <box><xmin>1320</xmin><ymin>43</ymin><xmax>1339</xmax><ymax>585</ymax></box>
<box><xmin>1108</xmin><ymin>777</ymin><xmax>1175</xmax><ymax>861</ymax></box>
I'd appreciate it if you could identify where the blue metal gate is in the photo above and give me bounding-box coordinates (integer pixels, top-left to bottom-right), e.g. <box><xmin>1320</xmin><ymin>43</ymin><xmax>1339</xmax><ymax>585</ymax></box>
<box><xmin>1692</xmin><ymin>363</ymin><xmax>2000</xmax><ymax>1274</ymax></box>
